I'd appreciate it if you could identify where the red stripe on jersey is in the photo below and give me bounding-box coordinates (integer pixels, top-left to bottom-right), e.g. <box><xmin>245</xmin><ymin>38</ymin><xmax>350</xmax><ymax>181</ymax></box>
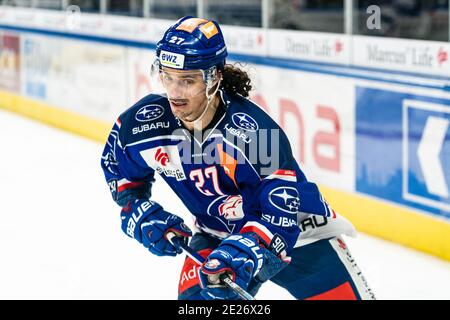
<box><xmin>115</xmin><ymin>118</ymin><xmax>122</xmax><ymax>129</ymax></box>
<box><xmin>305</xmin><ymin>282</ymin><xmax>357</xmax><ymax>300</ymax></box>
<box><xmin>272</xmin><ymin>169</ymin><xmax>296</xmax><ymax>177</ymax></box>
<box><xmin>117</xmin><ymin>181</ymin><xmax>144</xmax><ymax>192</ymax></box>
<box><xmin>240</xmin><ymin>225</ymin><xmax>272</xmax><ymax>246</ymax></box>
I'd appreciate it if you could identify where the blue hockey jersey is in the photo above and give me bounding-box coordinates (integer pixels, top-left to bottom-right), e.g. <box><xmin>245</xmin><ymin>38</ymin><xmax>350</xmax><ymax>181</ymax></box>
<box><xmin>101</xmin><ymin>90</ymin><xmax>350</xmax><ymax>260</ymax></box>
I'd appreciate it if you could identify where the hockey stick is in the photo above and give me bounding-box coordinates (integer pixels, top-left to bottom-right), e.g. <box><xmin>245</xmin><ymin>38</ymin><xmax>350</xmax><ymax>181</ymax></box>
<box><xmin>166</xmin><ymin>232</ymin><xmax>256</xmax><ymax>301</ymax></box>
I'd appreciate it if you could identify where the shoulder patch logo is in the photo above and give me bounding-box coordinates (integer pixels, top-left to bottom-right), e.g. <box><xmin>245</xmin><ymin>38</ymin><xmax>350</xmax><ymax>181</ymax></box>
<box><xmin>268</xmin><ymin>186</ymin><xmax>300</xmax><ymax>214</ymax></box>
<box><xmin>231</xmin><ymin>112</ymin><xmax>259</xmax><ymax>132</ymax></box>
<box><xmin>135</xmin><ymin>104</ymin><xmax>165</xmax><ymax>122</ymax></box>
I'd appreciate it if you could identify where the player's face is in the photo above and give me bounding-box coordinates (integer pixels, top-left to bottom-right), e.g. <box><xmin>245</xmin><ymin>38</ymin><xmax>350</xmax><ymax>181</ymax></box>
<box><xmin>160</xmin><ymin>67</ymin><xmax>209</xmax><ymax>122</ymax></box>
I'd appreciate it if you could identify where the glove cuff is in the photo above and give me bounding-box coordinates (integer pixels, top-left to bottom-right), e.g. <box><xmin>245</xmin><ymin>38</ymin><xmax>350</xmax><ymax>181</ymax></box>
<box><xmin>120</xmin><ymin>199</ymin><xmax>162</xmax><ymax>242</ymax></box>
<box><xmin>220</xmin><ymin>234</ymin><xmax>264</xmax><ymax>277</ymax></box>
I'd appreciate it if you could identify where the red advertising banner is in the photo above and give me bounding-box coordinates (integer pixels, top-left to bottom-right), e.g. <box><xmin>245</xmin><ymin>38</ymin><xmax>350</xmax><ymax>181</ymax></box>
<box><xmin>0</xmin><ymin>32</ymin><xmax>20</xmax><ymax>92</ymax></box>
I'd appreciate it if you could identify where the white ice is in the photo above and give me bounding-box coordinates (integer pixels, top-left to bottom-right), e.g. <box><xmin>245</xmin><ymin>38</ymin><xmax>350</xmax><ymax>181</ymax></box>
<box><xmin>0</xmin><ymin>109</ymin><xmax>449</xmax><ymax>300</ymax></box>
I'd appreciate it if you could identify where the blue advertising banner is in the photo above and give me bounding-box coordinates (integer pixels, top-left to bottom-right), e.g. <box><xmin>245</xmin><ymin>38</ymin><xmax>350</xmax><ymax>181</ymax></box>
<box><xmin>356</xmin><ymin>87</ymin><xmax>450</xmax><ymax>219</ymax></box>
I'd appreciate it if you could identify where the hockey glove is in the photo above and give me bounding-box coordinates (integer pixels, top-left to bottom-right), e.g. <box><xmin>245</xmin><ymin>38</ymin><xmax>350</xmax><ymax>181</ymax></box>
<box><xmin>120</xmin><ymin>199</ymin><xmax>192</xmax><ymax>257</ymax></box>
<box><xmin>198</xmin><ymin>233</ymin><xmax>264</xmax><ymax>300</ymax></box>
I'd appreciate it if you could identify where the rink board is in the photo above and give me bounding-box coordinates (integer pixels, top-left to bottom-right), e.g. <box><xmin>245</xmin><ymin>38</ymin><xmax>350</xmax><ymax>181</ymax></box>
<box><xmin>0</xmin><ymin>10</ymin><xmax>449</xmax><ymax>261</ymax></box>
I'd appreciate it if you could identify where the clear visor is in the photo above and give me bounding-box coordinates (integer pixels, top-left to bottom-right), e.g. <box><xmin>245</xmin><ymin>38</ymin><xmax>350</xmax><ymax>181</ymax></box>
<box><xmin>150</xmin><ymin>60</ymin><xmax>208</xmax><ymax>99</ymax></box>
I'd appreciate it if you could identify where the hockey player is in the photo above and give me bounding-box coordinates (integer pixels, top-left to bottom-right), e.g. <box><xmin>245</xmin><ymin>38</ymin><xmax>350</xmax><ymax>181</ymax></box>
<box><xmin>101</xmin><ymin>16</ymin><xmax>375</xmax><ymax>300</ymax></box>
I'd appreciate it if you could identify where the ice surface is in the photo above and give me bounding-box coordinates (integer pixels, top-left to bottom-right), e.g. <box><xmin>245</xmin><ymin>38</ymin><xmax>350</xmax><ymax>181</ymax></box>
<box><xmin>0</xmin><ymin>109</ymin><xmax>449</xmax><ymax>300</ymax></box>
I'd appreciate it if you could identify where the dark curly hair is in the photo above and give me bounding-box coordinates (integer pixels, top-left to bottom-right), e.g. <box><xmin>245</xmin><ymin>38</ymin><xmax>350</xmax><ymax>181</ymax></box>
<box><xmin>220</xmin><ymin>63</ymin><xmax>253</xmax><ymax>97</ymax></box>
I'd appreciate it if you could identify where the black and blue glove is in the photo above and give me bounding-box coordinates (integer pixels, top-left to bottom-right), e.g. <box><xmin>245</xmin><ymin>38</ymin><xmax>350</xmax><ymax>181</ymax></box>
<box><xmin>198</xmin><ymin>233</ymin><xmax>264</xmax><ymax>300</ymax></box>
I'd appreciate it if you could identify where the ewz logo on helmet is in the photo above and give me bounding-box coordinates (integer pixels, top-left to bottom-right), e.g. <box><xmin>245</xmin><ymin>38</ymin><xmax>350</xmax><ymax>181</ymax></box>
<box><xmin>160</xmin><ymin>50</ymin><xmax>185</xmax><ymax>69</ymax></box>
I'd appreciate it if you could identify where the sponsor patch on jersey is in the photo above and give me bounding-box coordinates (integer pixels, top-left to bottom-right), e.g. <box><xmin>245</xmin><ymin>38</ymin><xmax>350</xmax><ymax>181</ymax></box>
<box><xmin>139</xmin><ymin>145</ymin><xmax>187</xmax><ymax>181</ymax></box>
<box><xmin>268</xmin><ymin>186</ymin><xmax>300</xmax><ymax>214</ymax></box>
<box><xmin>132</xmin><ymin>121</ymin><xmax>170</xmax><ymax>134</ymax></box>
<box><xmin>135</xmin><ymin>104</ymin><xmax>165</xmax><ymax>122</ymax></box>
<box><xmin>231</xmin><ymin>112</ymin><xmax>259</xmax><ymax>132</ymax></box>
<box><xmin>159</xmin><ymin>50</ymin><xmax>185</xmax><ymax>69</ymax></box>
<box><xmin>262</xmin><ymin>213</ymin><xmax>297</xmax><ymax>227</ymax></box>
<box><xmin>224</xmin><ymin>123</ymin><xmax>252</xmax><ymax>143</ymax></box>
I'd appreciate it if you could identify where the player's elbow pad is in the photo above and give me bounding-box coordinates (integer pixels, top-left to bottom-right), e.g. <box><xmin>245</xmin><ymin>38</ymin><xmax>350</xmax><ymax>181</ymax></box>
<box><xmin>259</xmin><ymin>182</ymin><xmax>300</xmax><ymax>230</ymax></box>
<box><xmin>106</xmin><ymin>177</ymin><xmax>152</xmax><ymax>208</ymax></box>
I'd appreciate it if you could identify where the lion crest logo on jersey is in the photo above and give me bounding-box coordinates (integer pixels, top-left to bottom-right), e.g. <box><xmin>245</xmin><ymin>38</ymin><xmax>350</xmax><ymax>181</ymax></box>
<box><xmin>269</xmin><ymin>186</ymin><xmax>300</xmax><ymax>214</ymax></box>
<box><xmin>218</xmin><ymin>195</ymin><xmax>245</xmax><ymax>221</ymax></box>
<box><xmin>135</xmin><ymin>104</ymin><xmax>164</xmax><ymax>122</ymax></box>
<box><xmin>207</xmin><ymin>195</ymin><xmax>245</xmax><ymax>233</ymax></box>
<box><xmin>231</xmin><ymin>113</ymin><xmax>259</xmax><ymax>132</ymax></box>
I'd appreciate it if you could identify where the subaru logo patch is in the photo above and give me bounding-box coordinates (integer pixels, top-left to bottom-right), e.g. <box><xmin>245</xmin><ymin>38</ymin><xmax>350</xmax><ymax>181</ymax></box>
<box><xmin>231</xmin><ymin>113</ymin><xmax>259</xmax><ymax>132</ymax></box>
<box><xmin>269</xmin><ymin>186</ymin><xmax>300</xmax><ymax>214</ymax></box>
<box><xmin>135</xmin><ymin>105</ymin><xmax>164</xmax><ymax>122</ymax></box>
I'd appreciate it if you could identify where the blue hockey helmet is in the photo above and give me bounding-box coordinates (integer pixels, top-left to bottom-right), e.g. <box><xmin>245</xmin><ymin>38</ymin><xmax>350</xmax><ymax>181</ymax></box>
<box><xmin>155</xmin><ymin>16</ymin><xmax>228</xmax><ymax>72</ymax></box>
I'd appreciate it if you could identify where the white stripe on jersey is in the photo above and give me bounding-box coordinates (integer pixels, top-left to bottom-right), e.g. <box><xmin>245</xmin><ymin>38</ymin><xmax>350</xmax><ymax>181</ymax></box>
<box><xmin>241</xmin><ymin>220</ymin><xmax>275</xmax><ymax>241</ymax></box>
<box><xmin>124</xmin><ymin>135</ymin><xmax>186</xmax><ymax>149</ymax></box>
<box><xmin>118</xmin><ymin>178</ymin><xmax>131</xmax><ymax>187</ymax></box>
<box><xmin>264</xmin><ymin>173</ymin><xmax>296</xmax><ymax>182</ymax></box>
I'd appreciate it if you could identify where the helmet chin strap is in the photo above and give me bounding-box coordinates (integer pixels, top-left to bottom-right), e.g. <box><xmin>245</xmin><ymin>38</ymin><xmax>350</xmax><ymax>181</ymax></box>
<box><xmin>184</xmin><ymin>79</ymin><xmax>221</xmax><ymax>129</ymax></box>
